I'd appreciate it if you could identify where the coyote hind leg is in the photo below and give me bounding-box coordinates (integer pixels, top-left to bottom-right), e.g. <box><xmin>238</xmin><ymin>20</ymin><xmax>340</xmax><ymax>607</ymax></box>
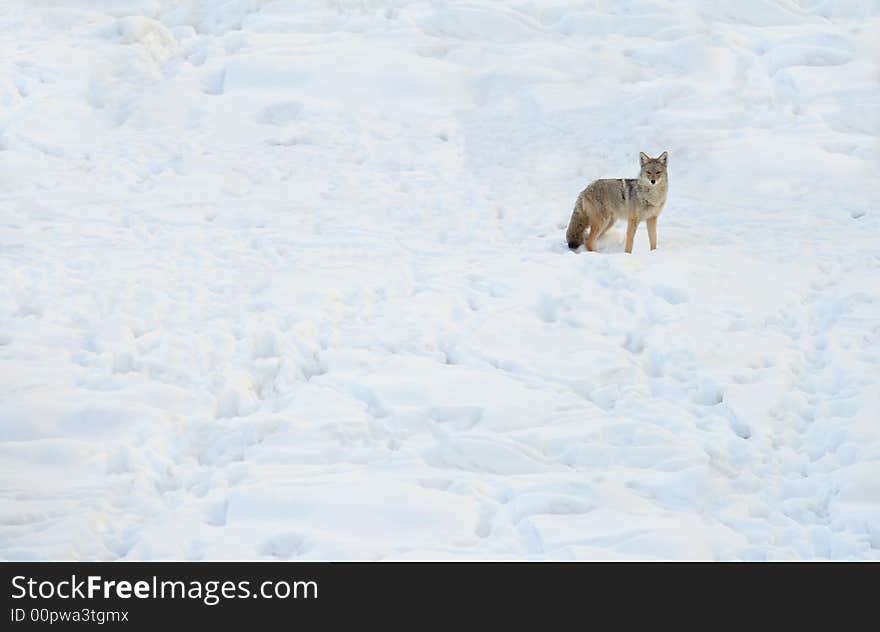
<box><xmin>596</xmin><ymin>217</ymin><xmax>615</xmax><ymax>240</ymax></box>
<box><xmin>586</xmin><ymin>220</ymin><xmax>602</xmax><ymax>251</ymax></box>
<box><xmin>586</xmin><ymin>216</ymin><xmax>615</xmax><ymax>251</ymax></box>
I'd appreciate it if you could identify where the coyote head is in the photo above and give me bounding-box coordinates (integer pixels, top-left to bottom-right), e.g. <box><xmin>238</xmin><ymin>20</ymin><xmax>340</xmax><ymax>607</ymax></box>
<box><xmin>639</xmin><ymin>151</ymin><xmax>668</xmax><ymax>187</ymax></box>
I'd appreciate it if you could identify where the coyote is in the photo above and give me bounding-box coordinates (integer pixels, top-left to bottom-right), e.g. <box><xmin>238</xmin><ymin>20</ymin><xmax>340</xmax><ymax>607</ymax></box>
<box><xmin>566</xmin><ymin>152</ymin><xmax>668</xmax><ymax>253</ymax></box>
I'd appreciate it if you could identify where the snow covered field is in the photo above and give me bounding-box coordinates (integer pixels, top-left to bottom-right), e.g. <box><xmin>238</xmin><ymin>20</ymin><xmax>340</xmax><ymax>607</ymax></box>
<box><xmin>1</xmin><ymin>0</ymin><xmax>878</xmax><ymax>560</ymax></box>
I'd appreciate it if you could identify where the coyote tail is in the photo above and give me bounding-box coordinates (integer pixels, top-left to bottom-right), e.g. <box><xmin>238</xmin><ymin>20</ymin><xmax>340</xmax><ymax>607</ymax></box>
<box><xmin>566</xmin><ymin>196</ymin><xmax>589</xmax><ymax>250</ymax></box>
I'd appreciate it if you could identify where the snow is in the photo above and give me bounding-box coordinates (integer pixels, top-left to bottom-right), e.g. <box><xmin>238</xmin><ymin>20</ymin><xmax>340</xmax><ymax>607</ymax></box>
<box><xmin>1</xmin><ymin>0</ymin><xmax>878</xmax><ymax>560</ymax></box>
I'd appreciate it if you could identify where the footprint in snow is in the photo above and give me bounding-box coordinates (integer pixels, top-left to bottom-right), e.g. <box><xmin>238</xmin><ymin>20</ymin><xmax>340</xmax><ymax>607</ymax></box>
<box><xmin>652</xmin><ymin>284</ymin><xmax>688</xmax><ymax>305</ymax></box>
<box><xmin>692</xmin><ymin>378</ymin><xmax>723</xmax><ymax>406</ymax></box>
<box><xmin>202</xmin><ymin>499</ymin><xmax>229</xmax><ymax>527</ymax></box>
<box><xmin>259</xmin><ymin>532</ymin><xmax>309</xmax><ymax>559</ymax></box>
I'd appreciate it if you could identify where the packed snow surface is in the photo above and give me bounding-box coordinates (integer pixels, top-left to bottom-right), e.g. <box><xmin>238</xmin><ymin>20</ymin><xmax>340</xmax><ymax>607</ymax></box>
<box><xmin>1</xmin><ymin>1</ymin><xmax>879</xmax><ymax>560</ymax></box>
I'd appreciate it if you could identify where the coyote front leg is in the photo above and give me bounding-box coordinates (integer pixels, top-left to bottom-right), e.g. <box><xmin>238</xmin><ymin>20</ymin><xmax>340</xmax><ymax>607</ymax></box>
<box><xmin>646</xmin><ymin>217</ymin><xmax>658</xmax><ymax>251</ymax></box>
<box><xmin>625</xmin><ymin>217</ymin><xmax>639</xmax><ymax>254</ymax></box>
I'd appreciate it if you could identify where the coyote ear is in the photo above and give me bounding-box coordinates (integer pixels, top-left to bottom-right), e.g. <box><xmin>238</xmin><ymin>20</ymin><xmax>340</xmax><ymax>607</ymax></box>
<box><xmin>658</xmin><ymin>151</ymin><xmax>668</xmax><ymax>165</ymax></box>
<box><xmin>639</xmin><ymin>152</ymin><xmax>649</xmax><ymax>165</ymax></box>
